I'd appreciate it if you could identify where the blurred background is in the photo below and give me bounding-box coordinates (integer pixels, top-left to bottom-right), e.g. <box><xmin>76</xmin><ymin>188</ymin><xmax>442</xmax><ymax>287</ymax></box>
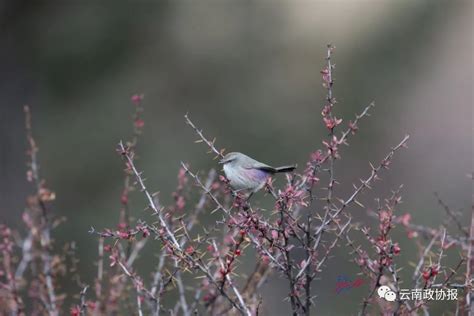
<box><xmin>0</xmin><ymin>0</ymin><xmax>472</xmax><ymax>314</ymax></box>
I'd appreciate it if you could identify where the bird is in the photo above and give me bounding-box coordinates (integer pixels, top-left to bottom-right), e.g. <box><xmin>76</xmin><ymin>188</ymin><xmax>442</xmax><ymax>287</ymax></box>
<box><xmin>219</xmin><ymin>152</ymin><xmax>296</xmax><ymax>196</ymax></box>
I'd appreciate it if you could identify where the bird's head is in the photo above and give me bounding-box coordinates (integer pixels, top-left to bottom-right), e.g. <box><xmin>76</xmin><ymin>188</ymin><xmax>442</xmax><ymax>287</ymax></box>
<box><xmin>219</xmin><ymin>152</ymin><xmax>243</xmax><ymax>165</ymax></box>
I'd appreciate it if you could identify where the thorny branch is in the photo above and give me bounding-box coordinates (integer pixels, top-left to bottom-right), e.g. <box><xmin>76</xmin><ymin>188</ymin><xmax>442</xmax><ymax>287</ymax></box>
<box><xmin>23</xmin><ymin>105</ymin><xmax>58</xmax><ymax>316</ymax></box>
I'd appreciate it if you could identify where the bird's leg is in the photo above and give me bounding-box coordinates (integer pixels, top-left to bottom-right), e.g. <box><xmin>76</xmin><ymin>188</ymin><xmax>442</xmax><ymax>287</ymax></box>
<box><xmin>230</xmin><ymin>189</ymin><xmax>251</xmax><ymax>210</ymax></box>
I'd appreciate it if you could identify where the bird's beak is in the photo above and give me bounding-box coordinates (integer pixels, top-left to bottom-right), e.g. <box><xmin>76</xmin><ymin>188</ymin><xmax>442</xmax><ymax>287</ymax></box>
<box><xmin>218</xmin><ymin>159</ymin><xmax>225</xmax><ymax>164</ymax></box>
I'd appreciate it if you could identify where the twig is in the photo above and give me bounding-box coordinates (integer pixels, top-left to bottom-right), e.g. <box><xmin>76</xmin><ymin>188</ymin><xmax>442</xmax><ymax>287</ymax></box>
<box><xmin>126</xmin><ymin>239</ymin><xmax>148</xmax><ymax>267</ymax></box>
<box><xmin>432</xmin><ymin>228</ymin><xmax>447</xmax><ymax>285</ymax></box>
<box><xmin>15</xmin><ymin>232</ymin><xmax>33</xmax><ymax>279</ymax></box>
<box><xmin>150</xmin><ymin>250</ymin><xmax>167</xmax><ymax>316</ymax></box>
<box><xmin>175</xmin><ymin>269</ymin><xmax>189</xmax><ymax>316</ymax></box>
<box><xmin>304</xmin><ymin>43</ymin><xmax>336</xmax><ymax>316</ymax></box>
<box><xmin>79</xmin><ymin>285</ymin><xmax>88</xmax><ymax>316</ymax></box>
<box><xmin>435</xmin><ymin>193</ymin><xmax>469</xmax><ymax>237</ymax></box>
<box><xmin>438</xmin><ymin>257</ymin><xmax>465</xmax><ymax>288</ymax></box>
<box><xmin>117</xmin><ymin>260</ymin><xmax>157</xmax><ymax>303</ymax></box>
<box><xmin>94</xmin><ymin>238</ymin><xmax>104</xmax><ymax>315</ymax></box>
<box><xmin>212</xmin><ymin>240</ymin><xmax>252</xmax><ymax>316</ymax></box>
<box><xmin>118</xmin><ymin>141</ymin><xmax>181</xmax><ymax>250</ymax></box>
<box><xmin>412</xmin><ymin>230</ymin><xmax>441</xmax><ymax>288</ymax></box>
<box><xmin>24</xmin><ymin>105</ymin><xmax>58</xmax><ymax>316</ymax></box>
<box><xmin>184</xmin><ymin>113</ymin><xmax>225</xmax><ymax>159</ymax></box>
<box><xmin>297</xmin><ymin>135</ymin><xmax>410</xmax><ymax>280</ymax></box>
<box><xmin>180</xmin><ymin>163</ymin><xmax>230</xmax><ymax>215</ymax></box>
<box><xmin>359</xmin><ymin>263</ymin><xmax>384</xmax><ymax>316</ymax></box>
<box><xmin>467</xmin><ymin>181</ymin><xmax>474</xmax><ymax>314</ymax></box>
<box><xmin>136</xmin><ymin>284</ymin><xmax>144</xmax><ymax>316</ymax></box>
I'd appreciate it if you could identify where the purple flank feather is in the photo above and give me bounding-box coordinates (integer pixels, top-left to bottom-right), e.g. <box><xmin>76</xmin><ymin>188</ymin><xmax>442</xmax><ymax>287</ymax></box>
<box><xmin>244</xmin><ymin>168</ymin><xmax>269</xmax><ymax>181</ymax></box>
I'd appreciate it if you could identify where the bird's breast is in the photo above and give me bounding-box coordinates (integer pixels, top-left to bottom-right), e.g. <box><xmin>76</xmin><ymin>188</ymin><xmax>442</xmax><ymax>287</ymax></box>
<box><xmin>223</xmin><ymin>165</ymin><xmax>269</xmax><ymax>191</ymax></box>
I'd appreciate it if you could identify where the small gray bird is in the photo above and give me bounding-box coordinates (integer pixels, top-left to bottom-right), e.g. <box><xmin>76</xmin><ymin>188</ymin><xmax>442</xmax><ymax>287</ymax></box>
<box><xmin>219</xmin><ymin>152</ymin><xmax>296</xmax><ymax>194</ymax></box>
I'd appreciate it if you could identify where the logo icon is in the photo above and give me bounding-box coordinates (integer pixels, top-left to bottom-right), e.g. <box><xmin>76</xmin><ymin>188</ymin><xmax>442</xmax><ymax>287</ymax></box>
<box><xmin>377</xmin><ymin>286</ymin><xmax>396</xmax><ymax>302</ymax></box>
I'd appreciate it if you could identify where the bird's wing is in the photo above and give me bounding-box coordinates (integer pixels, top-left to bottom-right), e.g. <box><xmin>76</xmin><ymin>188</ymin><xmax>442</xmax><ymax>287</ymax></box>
<box><xmin>243</xmin><ymin>160</ymin><xmax>277</xmax><ymax>173</ymax></box>
<box><xmin>256</xmin><ymin>165</ymin><xmax>278</xmax><ymax>173</ymax></box>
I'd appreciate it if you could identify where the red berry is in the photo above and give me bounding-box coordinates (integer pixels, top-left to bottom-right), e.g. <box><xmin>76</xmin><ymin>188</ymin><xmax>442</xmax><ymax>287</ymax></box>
<box><xmin>422</xmin><ymin>270</ymin><xmax>431</xmax><ymax>280</ymax></box>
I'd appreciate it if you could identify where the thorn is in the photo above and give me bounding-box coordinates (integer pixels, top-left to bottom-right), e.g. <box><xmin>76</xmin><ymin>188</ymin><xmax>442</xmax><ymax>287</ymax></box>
<box><xmin>354</xmin><ymin>200</ymin><xmax>365</xmax><ymax>208</ymax></box>
<box><xmin>369</xmin><ymin>162</ymin><xmax>375</xmax><ymax>171</ymax></box>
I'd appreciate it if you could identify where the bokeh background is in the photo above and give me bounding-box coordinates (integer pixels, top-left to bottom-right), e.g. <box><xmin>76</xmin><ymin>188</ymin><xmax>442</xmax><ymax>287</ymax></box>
<box><xmin>1</xmin><ymin>1</ymin><xmax>472</xmax><ymax>314</ymax></box>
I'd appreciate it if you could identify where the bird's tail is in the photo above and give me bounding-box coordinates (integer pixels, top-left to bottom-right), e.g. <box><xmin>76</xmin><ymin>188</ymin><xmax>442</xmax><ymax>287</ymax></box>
<box><xmin>274</xmin><ymin>165</ymin><xmax>297</xmax><ymax>173</ymax></box>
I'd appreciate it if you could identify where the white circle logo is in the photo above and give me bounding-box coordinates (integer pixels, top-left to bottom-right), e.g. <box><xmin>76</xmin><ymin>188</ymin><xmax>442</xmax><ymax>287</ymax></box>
<box><xmin>377</xmin><ymin>286</ymin><xmax>390</xmax><ymax>298</ymax></box>
<box><xmin>377</xmin><ymin>286</ymin><xmax>396</xmax><ymax>301</ymax></box>
<box><xmin>384</xmin><ymin>291</ymin><xmax>396</xmax><ymax>302</ymax></box>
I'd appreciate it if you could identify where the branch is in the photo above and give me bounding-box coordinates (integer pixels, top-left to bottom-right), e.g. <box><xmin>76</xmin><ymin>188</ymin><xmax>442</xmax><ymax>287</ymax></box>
<box><xmin>180</xmin><ymin>163</ymin><xmax>230</xmax><ymax>215</ymax></box>
<box><xmin>467</xmin><ymin>173</ymin><xmax>474</xmax><ymax>314</ymax></box>
<box><xmin>23</xmin><ymin>105</ymin><xmax>58</xmax><ymax>316</ymax></box>
<box><xmin>184</xmin><ymin>113</ymin><xmax>225</xmax><ymax>159</ymax></box>
<box><xmin>79</xmin><ymin>285</ymin><xmax>88</xmax><ymax>316</ymax></box>
<box><xmin>118</xmin><ymin>141</ymin><xmax>181</xmax><ymax>250</ymax></box>
<box><xmin>435</xmin><ymin>193</ymin><xmax>469</xmax><ymax>237</ymax></box>
<box><xmin>412</xmin><ymin>230</ymin><xmax>442</xmax><ymax>288</ymax></box>
<box><xmin>212</xmin><ymin>240</ymin><xmax>252</xmax><ymax>316</ymax></box>
<box><xmin>298</xmin><ymin>135</ymin><xmax>410</xmax><ymax>279</ymax></box>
